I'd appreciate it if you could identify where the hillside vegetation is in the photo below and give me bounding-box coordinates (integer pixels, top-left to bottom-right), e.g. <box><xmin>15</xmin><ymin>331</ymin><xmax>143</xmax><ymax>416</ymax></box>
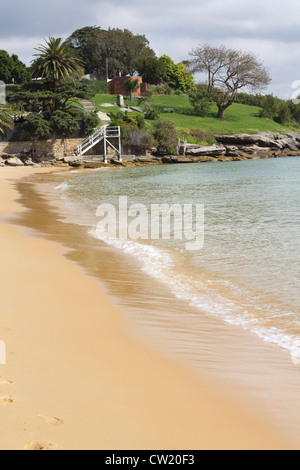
<box><xmin>91</xmin><ymin>93</ymin><xmax>297</xmax><ymax>137</ymax></box>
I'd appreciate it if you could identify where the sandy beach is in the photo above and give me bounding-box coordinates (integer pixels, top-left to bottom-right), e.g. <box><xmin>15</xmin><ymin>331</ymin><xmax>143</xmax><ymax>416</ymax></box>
<box><xmin>0</xmin><ymin>166</ymin><xmax>295</xmax><ymax>450</ymax></box>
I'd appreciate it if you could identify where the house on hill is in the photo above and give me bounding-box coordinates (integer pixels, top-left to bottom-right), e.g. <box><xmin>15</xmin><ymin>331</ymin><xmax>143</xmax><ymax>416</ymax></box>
<box><xmin>109</xmin><ymin>76</ymin><xmax>147</xmax><ymax>97</ymax></box>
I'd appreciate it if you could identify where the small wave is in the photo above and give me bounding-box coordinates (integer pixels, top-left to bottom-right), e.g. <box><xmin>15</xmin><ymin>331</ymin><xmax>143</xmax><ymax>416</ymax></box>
<box><xmin>55</xmin><ymin>182</ymin><xmax>70</xmax><ymax>191</ymax></box>
<box><xmin>90</xmin><ymin>228</ymin><xmax>300</xmax><ymax>362</ymax></box>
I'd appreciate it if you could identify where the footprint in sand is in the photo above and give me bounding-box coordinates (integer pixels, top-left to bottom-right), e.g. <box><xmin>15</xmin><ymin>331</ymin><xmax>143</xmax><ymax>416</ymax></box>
<box><xmin>0</xmin><ymin>377</ymin><xmax>14</xmax><ymax>385</ymax></box>
<box><xmin>0</xmin><ymin>395</ymin><xmax>14</xmax><ymax>405</ymax></box>
<box><xmin>38</xmin><ymin>415</ymin><xmax>64</xmax><ymax>426</ymax></box>
<box><xmin>24</xmin><ymin>440</ymin><xmax>57</xmax><ymax>451</ymax></box>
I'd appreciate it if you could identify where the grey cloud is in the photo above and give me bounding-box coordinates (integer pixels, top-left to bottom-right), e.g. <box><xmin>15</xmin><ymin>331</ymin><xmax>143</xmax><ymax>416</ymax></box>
<box><xmin>1</xmin><ymin>0</ymin><xmax>300</xmax><ymax>97</ymax></box>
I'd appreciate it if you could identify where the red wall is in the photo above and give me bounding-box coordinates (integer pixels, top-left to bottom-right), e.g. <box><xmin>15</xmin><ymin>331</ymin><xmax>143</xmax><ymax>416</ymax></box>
<box><xmin>109</xmin><ymin>77</ymin><xmax>146</xmax><ymax>96</ymax></box>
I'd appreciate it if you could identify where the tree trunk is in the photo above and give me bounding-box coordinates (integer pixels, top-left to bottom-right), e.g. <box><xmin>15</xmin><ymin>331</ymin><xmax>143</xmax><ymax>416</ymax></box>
<box><xmin>217</xmin><ymin>107</ymin><xmax>226</xmax><ymax>119</ymax></box>
<box><xmin>217</xmin><ymin>102</ymin><xmax>232</xmax><ymax>118</ymax></box>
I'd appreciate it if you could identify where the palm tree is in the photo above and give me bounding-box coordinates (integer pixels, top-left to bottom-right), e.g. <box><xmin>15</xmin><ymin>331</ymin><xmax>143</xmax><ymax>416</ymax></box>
<box><xmin>124</xmin><ymin>78</ymin><xmax>140</xmax><ymax>101</ymax></box>
<box><xmin>31</xmin><ymin>37</ymin><xmax>84</xmax><ymax>87</ymax></box>
<box><xmin>0</xmin><ymin>106</ymin><xmax>13</xmax><ymax>135</ymax></box>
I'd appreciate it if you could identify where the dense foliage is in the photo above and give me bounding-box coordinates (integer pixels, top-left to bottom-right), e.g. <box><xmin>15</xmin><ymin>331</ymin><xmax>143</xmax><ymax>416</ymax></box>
<box><xmin>84</xmin><ymin>111</ymin><xmax>101</xmax><ymax>135</ymax></box>
<box><xmin>49</xmin><ymin>110</ymin><xmax>79</xmax><ymax>138</ymax></box>
<box><xmin>0</xmin><ymin>50</ymin><xmax>31</xmax><ymax>84</ymax></box>
<box><xmin>22</xmin><ymin>113</ymin><xmax>51</xmax><ymax>140</ymax></box>
<box><xmin>68</xmin><ymin>27</ymin><xmax>155</xmax><ymax>78</ymax></box>
<box><xmin>188</xmin><ymin>84</ymin><xmax>214</xmax><ymax>116</ymax></box>
<box><xmin>7</xmin><ymin>80</ymin><xmax>92</xmax><ymax>115</ymax></box>
<box><xmin>236</xmin><ymin>92</ymin><xmax>300</xmax><ymax>125</ymax></box>
<box><xmin>152</xmin><ymin>120</ymin><xmax>178</xmax><ymax>154</ymax></box>
<box><xmin>136</xmin><ymin>55</ymin><xmax>195</xmax><ymax>92</ymax></box>
<box><xmin>31</xmin><ymin>37</ymin><xmax>84</xmax><ymax>87</ymax></box>
<box><xmin>0</xmin><ymin>105</ymin><xmax>14</xmax><ymax>134</ymax></box>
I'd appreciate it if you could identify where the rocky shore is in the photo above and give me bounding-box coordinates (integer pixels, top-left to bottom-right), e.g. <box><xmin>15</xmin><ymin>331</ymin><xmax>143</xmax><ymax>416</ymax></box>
<box><xmin>1</xmin><ymin>132</ymin><xmax>300</xmax><ymax>169</ymax></box>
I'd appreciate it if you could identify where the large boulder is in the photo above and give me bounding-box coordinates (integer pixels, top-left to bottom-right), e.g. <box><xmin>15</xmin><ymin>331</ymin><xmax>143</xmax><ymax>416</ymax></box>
<box><xmin>23</xmin><ymin>158</ymin><xmax>35</xmax><ymax>166</ymax></box>
<box><xmin>215</xmin><ymin>132</ymin><xmax>300</xmax><ymax>153</ymax></box>
<box><xmin>63</xmin><ymin>156</ymin><xmax>82</xmax><ymax>167</ymax></box>
<box><xmin>5</xmin><ymin>157</ymin><xmax>24</xmax><ymax>166</ymax></box>
<box><xmin>186</xmin><ymin>144</ymin><xmax>226</xmax><ymax>157</ymax></box>
<box><xmin>215</xmin><ymin>133</ymin><xmax>279</xmax><ymax>147</ymax></box>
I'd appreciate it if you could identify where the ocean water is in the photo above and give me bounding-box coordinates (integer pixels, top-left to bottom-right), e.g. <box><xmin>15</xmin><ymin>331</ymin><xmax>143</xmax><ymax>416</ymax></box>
<box><xmin>56</xmin><ymin>158</ymin><xmax>300</xmax><ymax>361</ymax></box>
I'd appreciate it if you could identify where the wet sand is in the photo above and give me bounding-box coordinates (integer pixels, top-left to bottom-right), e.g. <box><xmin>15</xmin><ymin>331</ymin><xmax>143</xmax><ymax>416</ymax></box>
<box><xmin>0</xmin><ymin>166</ymin><xmax>296</xmax><ymax>450</ymax></box>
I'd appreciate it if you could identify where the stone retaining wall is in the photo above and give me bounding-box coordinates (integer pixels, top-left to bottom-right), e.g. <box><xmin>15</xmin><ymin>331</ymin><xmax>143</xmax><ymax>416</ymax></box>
<box><xmin>0</xmin><ymin>138</ymin><xmax>83</xmax><ymax>160</ymax></box>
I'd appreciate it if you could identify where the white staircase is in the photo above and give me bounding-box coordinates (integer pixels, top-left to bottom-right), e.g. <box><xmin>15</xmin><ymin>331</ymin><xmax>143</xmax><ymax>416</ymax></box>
<box><xmin>75</xmin><ymin>126</ymin><xmax>122</xmax><ymax>163</ymax></box>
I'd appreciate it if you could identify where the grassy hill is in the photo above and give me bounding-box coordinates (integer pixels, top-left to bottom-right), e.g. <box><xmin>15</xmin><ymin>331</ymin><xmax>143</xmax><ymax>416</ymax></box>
<box><xmin>91</xmin><ymin>93</ymin><xmax>297</xmax><ymax>137</ymax></box>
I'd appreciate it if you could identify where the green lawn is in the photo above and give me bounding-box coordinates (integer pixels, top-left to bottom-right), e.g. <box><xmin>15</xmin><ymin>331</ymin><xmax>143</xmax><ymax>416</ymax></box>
<box><xmin>91</xmin><ymin>93</ymin><xmax>297</xmax><ymax>136</ymax></box>
<box><xmin>91</xmin><ymin>94</ymin><xmax>119</xmax><ymax>115</ymax></box>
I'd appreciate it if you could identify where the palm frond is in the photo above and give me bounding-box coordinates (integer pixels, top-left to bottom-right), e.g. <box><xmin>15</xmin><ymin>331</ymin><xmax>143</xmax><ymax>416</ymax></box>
<box><xmin>0</xmin><ymin>106</ymin><xmax>14</xmax><ymax>134</ymax></box>
<box><xmin>31</xmin><ymin>37</ymin><xmax>84</xmax><ymax>86</ymax></box>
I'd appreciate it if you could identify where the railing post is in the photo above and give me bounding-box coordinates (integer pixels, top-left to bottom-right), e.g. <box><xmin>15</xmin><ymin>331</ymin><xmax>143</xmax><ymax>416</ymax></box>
<box><xmin>104</xmin><ymin>129</ymin><xmax>107</xmax><ymax>164</ymax></box>
<box><xmin>118</xmin><ymin>128</ymin><xmax>122</xmax><ymax>162</ymax></box>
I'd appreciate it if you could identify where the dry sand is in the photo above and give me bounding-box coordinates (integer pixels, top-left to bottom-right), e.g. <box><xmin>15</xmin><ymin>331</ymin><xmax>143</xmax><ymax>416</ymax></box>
<box><xmin>0</xmin><ymin>167</ymin><xmax>293</xmax><ymax>450</ymax></box>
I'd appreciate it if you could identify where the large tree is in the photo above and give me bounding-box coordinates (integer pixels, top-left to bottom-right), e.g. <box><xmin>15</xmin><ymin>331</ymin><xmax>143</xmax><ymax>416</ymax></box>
<box><xmin>188</xmin><ymin>44</ymin><xmax>271</xmax><ymax>118</ymax></box>
<box><xmin>6</xmin><ymin>80</ymin><xmax>92</xmax><ymax>115</ymax></box>
<box><xmin>135</xmin><ymin>56</ymin><xmax>164</xmax><ymax>84</ymax></box>
<box><xmin>136</xmin><ymin>55</ymin><xmax>195</xmax><ymax>91</ymax></box>
<box><xmin>0</xmin><ymin>50</ymin><xmax>31</xmax><ymax>84</ymax></box>
<box><xmin>31</xmin><ymin>37</ymin><xmax>84</xmax><ymax>87</ymax></box>
<box><xmin>67</xmin><ymin>26</ymin><xmax>102</xmax><ymax>74</ymax></box>
<box><xmin>68</xmin><ymin>27</ymin><xmax>155</xmax><ymax>78</ymax></box>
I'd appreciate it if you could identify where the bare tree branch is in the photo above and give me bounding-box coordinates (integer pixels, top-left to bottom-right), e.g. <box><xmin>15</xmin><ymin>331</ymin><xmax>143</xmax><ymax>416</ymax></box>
<box><xmin>188</xmin><ymin>45</ymin><xmax>271</xmax><ymax>118</ymax></box>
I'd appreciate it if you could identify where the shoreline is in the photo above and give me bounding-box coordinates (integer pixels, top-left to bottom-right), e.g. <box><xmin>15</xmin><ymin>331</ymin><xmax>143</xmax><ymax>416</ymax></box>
<box><xmin>2</xmin><ymin>131</ymin><xmax>300</xmax><ymax>170</ymax></box>
<box><xmin>0</xmin><ymin>166</ymin><xmax>297</xmax><ymax>450</ymax></box>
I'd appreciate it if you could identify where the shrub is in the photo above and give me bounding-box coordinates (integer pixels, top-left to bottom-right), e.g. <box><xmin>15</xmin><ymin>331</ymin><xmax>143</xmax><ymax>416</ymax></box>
<box><xmin>126</xmin><ymin>130</ymin><xmax>157</xmax><ymax>149</ymax></box>
<box><xmin>187</xmin><ymin>129</ymin><xmax>216</xmax><ymax>146</ymax></box>
<box><xmin>108</xmin><ymin>110</ymin><xmax>146</xmax><ymax>140</ymax></box>
<box><xmin>143</xmin><ymin>102</ymin><xmax>160</xmax><ymax>120</ymax></box>
<box><xmin>84</xmin><ymin>110</ymin><xmax>101</xmax><ymax>135</ymax></box>
<box><xmin>149</xmin><ymin>84</ymin><xmax>172</xmax><ymax>95</ymax></box>
<box><xmin>50</xmin><ymin>110</ymin><xmax>79</xmax><ymax>138</ymax></box>
<box><xmin>152</xmin><ymin>119</ymin><xmax>178</xmax><ymax>154</ymax></box>
<box><xmin>22</xmin><ymin>113</ymin><xmax>51</xmax><ymax>140</ymax></box>
<box><xmin>189</xmin><ymin>84</ymin><xmax>213</xmax><ymax>117</ymax></box>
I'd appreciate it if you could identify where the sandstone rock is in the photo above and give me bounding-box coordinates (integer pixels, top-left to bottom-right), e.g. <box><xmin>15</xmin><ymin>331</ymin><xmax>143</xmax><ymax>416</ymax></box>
<box><xmin>134</xmin><ymin>156</ymin><xmax>158</xmax><ymax>163</ymax></box>
<box><xmin>5</xmin><ymin>157</ymin><xmax>24</xmax><ymax>166</ymax></box>
<box><xmin>1</xmin><ymin>152</ymin><xmax>19</xmax><ymax>159</ymax></box>
<box><xmin>24</xmin><ymin>158</ymin><xmax>35</xmax><ymax>166</ymax></box>
<box><xmin>170</xmin><ymin>156</ymin><xmax>193</xmax><ymax>163</ymax></box>
<box><xmin>83</xmin><ymin>162</ymin><xmax>108</xmax><ymax>169</ymax></box>
<box><xmin>110</xmin><ymin>159</ymin><xmax>126</xmax><ymax>166</ymax></box>
<box><xmin>224</xmin><ymin>145</ymin><xmax>243</xmax><ymax>157</ymax></box>
<box><xmin>186</xmin><ymin>144</ymin><xmax>226</xmax><ymax>157</ymax></box>
<box><xmin>63</xmin><ymin>156</ymin><xmax>80</xmax><ymax>163</ymax></box>
<box><xmin>215</xmin><ymin>132</ymin><xmax>300</xmax><ymax>151</ymax></box>
<box><xmin>41</xmin><ymin>153</ymin><xmax>55</xmax><ymax>161</ymax></box>
<box><xmin>276</xmin><ymin>138</ymin><xmax>299</xmax><ymax>151</ymax></box>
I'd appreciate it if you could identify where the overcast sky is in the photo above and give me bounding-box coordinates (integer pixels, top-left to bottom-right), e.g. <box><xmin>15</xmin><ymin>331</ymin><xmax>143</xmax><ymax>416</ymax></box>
<box><xmin>1</xmin><ymin>0</ymin><xmax>300</xmax><ymax>98</ymax></box>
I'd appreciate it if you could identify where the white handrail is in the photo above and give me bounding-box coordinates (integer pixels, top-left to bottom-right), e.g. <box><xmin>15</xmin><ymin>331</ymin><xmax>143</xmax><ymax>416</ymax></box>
<box><xmin>75</xmin><ymin>126</ymin><xmax>121</xmax><ymax>160</ymax></box>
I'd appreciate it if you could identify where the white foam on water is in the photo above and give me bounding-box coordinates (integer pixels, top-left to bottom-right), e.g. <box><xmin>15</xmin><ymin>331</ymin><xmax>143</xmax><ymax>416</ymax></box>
<box><xmin>89</xmin><ymin>228</ymin><xmax>300</xmax><ymax>362</ymax></box>
<box><xmin>54</xmin><ymin>159</ymin><xmax>300</xmax><ymax>365</ymax></box>
<box><xmin>55</xmin><ymin>181</ymin><xmax>70</xmax><ymax>191</ymax></box>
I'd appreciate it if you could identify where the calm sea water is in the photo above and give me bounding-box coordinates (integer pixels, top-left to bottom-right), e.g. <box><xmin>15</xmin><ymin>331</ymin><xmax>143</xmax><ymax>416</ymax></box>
<box><xmin>57</xmin><ymin>158</ymin><xmax>300</xmax><ymax>360</ymax></box>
